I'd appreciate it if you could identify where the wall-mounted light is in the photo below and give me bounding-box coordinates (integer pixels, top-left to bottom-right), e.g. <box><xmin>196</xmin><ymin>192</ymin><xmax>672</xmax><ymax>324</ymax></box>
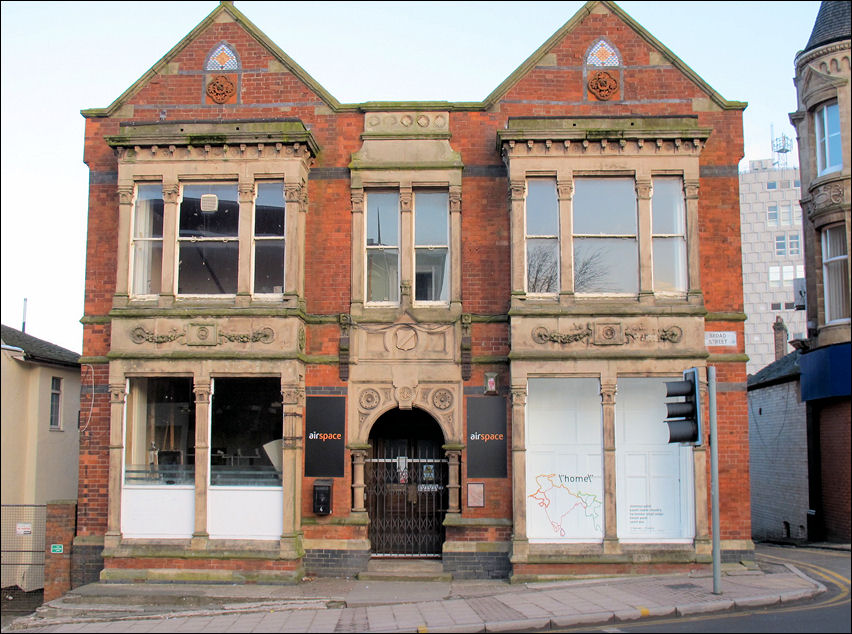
<box><xmin>484</xmin><ymin>372</ymin><xmax>498</xmax><ymax>395</ymax></box>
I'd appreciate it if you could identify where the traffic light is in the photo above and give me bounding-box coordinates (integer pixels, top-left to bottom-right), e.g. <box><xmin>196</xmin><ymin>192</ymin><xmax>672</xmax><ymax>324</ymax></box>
<box><xmin>663</xmin><ymin>367</ymin><xmax>702</xmax><ymax>445</ymax></box>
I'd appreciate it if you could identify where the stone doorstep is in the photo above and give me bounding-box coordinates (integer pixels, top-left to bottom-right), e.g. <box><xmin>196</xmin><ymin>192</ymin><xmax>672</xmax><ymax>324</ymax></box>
<box><xmin>357</xmin><ymin>557</ymin><xmax>453</xmax><ymax>582</ymax></box>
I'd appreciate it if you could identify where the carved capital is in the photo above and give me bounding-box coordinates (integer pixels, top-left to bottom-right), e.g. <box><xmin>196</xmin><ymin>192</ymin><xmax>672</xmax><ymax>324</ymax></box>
<box><xmin>449</xmin><ymin>186</ymin><xmax>462</xmax><ymax>214</ymax></box>
<box><xmin>109</xmin><ymin>384</ymin><xmax>126</xmax><ymax>405</ymax></box>
<box><xmin>281</xmin><ymin>386</ymin><xmax>305</xmax><ymax>406</ymax></box>
<box><xmin>510</xmin><ymin>388</ymin><xmax>527</xmax><ymax>407</ymax></box>
<box><xmin>684</xmin><ymin>179</ymin><xmax>700</xmax><ymax>200</ymax></box>
<box><xmin>557</xmin><ymin>180</ymin><xmax>574</xmax><ymax>201</ymax></box>
<box><xmin>399</xmin><ymin>188</ymin><xmax>413</xmax><ymax>212</ymax></box>
<box><xmin>635</xmin><ymin>179</ymin><xmax>653</xmax><ymax>200</ymax></box>
<box><xmin>600</xmin><ymin>382</ymin><xmax>617</xmax><ymax>405</ymax></box>
<box><xmin>162</xmin><ymin>184</ymin><xmax>180</xmax><ymax>204</ymax></box>
<box><xmin>238</xmin><ymin>182</ymin><xmax>256</xmax><ymax>202</ymax></box>
<box><xmin>284</xmin><ymin>183</ymin><xmax>303</xmax><ymax>204</ymax></box>
<box><xmin>509</xmin><ymin>180</ymin><xmax>526</xmax><ymax>202</ymax></box>
<box><xmin>193</xmin><ymin>383</ymin><xmax>211</xmax><ymax>404</ymax></box>
<box><xmin>351</xmin><ymin>189</ymin><xmax>365</xmax><ymax>213</ymax></box>
<box><xmin>117</xmin><ymin>185</ymin><xmax>134</xmax><ymax>205</ymax></box>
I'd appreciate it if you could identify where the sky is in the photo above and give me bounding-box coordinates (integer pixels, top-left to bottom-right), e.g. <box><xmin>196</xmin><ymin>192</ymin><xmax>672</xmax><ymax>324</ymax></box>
<box><xmin>0</xmin><ymin>0</ymin><xmax>822</xmax><ymax>354</ymax></box>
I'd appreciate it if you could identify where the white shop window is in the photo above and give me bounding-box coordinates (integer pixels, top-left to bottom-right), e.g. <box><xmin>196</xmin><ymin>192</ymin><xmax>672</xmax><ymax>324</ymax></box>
<box><xmin>615</xmin><ymin>378</ymin><xmax>694</xmax><ymax>541</ymax></box>
<box><xmin>525</xmin><ymin>378</ymin><xmax>604</xmax><ymax>543</ymax></box>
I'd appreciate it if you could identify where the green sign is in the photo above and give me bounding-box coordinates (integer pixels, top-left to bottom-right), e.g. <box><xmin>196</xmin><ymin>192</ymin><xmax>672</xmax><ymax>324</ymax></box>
<box><xmin>50</xmin><ymin>544</ymin><xmax>63</xmax><ymax>554</ymax></box>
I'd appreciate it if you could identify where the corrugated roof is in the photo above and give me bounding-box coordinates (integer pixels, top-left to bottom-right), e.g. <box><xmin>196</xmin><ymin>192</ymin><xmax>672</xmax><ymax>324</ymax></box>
<box><xmin>804</xmin><ymin>1</ymin><xmax>851</xmax><ymax>53</ymax></box>
<box><xmin>1</xmin><ymin>324</ymin><xmax>80</xmax><ymax>367</ymax></box>
<box><xmin>747</xmin><ymin>349</ymin><xmax>801</xmax><ymax>390</ymax></box>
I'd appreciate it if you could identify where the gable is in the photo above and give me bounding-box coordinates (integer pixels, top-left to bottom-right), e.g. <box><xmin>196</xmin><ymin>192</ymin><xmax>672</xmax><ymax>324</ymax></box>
<box><xmin>82</xmin><ymin>2</ymin><xmax>344</xmax><ymax>118</ymax></box>
<box><xmin>484</xmin><ymin>1</ymin><xmax>745</xmax><ymax>112</ymax></box>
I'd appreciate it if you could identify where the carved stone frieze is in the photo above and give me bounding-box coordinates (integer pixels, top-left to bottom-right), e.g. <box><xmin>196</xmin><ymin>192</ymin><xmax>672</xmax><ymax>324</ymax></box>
<box><xmin>359</xmin><ymin>388</ymin><xmax>380</xmax><ymax>410</ymax></box>
<box><xmin>432</xmin><ymin>388</ymin><xmax>453</xmax><ymax>410</ymax></box>
<box><xmin>128</xmin><ymin>323</ymin><xmax>275</xmax><ymax>346</ymax></box>
<box><xmin>531</xmin><ymin>322</ymin><xmax>684</xmax><ymax>346</ymax></box>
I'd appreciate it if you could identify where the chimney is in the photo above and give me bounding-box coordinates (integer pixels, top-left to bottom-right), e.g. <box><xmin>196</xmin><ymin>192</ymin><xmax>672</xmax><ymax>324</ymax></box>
<box><xmin>773</xmin><ymin>316</ymin><xmax>789</xmax><ymax>361</ymax></box>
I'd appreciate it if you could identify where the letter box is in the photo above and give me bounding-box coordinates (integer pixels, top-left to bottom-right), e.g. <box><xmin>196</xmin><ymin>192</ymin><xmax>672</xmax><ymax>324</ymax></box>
<box><xmin>313</xmin><ymin>479</ymin><xmax>333</xmax><ymax>515</ymax></box>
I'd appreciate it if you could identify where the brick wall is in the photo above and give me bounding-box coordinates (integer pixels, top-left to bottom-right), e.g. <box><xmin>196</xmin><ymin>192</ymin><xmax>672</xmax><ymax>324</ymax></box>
<box><xmin>819</xmin><ymin>398</ymin><xmax>851</xmax><ymax>541</ymax></box>
<box><xmin>748</xmin><ymin>380</ymin><xmax>809</xmax><ymax>541</ymax></box>
<box><xmin>44</xmin><ymin>501</ymin><xmax>76</xmax><ymax>602</ymax></box>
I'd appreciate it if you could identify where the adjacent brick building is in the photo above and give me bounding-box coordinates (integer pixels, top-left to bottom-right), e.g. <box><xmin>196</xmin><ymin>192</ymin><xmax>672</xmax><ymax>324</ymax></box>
<box><xmin>74</xmin><ymin>1</ymin><xmax>751</xmax><ymax>585</ymax></box>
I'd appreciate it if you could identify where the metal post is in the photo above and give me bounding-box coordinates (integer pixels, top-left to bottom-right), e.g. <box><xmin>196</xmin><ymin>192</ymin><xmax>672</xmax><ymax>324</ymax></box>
<box><xmin>708</xmin><ymin>365</ymin><xmax>721</xmax><ymax>594</ymax></box>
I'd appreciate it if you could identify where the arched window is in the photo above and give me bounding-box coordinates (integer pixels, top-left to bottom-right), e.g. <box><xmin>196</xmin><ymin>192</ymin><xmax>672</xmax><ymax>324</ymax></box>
<box><xmin>586</xmin><ymin>39</ymin><xmax>620</xmax><ymax>67</ymax></box>
<box><xmin>205</xmin><ymin>43</ymin><xmax>240</xmax><ymax>71</ymax></box>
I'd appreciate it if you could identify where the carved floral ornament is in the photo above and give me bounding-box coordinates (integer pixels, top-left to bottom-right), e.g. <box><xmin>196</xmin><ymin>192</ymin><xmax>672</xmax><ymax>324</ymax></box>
<box><xmin>129</xmin><ymin>323</ymin><xmax>275</xmax><ymax>346</ymax></box>
<box><xmin>531</xmin><ymin>322</ymin><xmax>683</xmax><ymax>346</ymax></box>
<box><xmin>206</xmin><ymin>74</ymin><xmax>236</xmax><ymax>104</ymax></box>
<box><xmin>588</xmin><ymin>70</ymin><xmax>619</xmax><ymax>100</ymax></box>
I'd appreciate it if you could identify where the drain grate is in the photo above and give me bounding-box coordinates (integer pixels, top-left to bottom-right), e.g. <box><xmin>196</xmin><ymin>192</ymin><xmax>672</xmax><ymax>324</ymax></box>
<box><xmin>664</xmin><ymin>583</ymin><xmax>700</xmax><ymax>590</ymax></box>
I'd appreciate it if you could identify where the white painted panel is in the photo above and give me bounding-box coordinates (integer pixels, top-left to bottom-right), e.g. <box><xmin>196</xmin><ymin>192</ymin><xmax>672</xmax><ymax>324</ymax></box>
<box><xmin>615</xmin><ymin>378</ymin><xmax>694</xmax><ymax>541</ymax></box>
<box><xmin>526</xmin><ymin>378</ymin><xmax>604</xmax><ymax>543</ymax></box>
<box><xmin>122</xmin><ymin>486</ymin><xmax>194</xmax><ymax>538</ymax></box>
<box><xmin>208</xmin><ymin>487</ymin><xmax>283</xmax><ymax>540</ymax></box>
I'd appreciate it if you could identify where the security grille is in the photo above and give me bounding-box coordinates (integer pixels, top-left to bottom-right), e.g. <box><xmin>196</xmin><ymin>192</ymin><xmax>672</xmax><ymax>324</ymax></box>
<box><xmin>366</xmin><ymin>444</ymin><xmax>447</xmax><ymax>557</ymax></box>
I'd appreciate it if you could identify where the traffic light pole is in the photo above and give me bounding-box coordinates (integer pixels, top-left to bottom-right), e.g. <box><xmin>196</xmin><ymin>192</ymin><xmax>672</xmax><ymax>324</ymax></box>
<box><xmin>708</xmin><ymin>365</ymin><xmax>721</xmax><ymax>595</ymax></box>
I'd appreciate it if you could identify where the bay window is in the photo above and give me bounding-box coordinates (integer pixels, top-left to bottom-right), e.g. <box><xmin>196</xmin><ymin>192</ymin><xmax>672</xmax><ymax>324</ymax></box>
<box><xmin>131</xmin><ymin>184</ymin><xmax>164</xmax><ymax>296</ymax></box>
<box><xmin>815</xmin><ymin>102</ymin><xmax>842</xmax><ymax>175</ymax></box>
<box><xmin>822</xmin><ymin>224</ymin><xmax>850</xmax><ymax>323</ymax></box>
<box><xmin>573</xmin><ymin>178</ymin><xmax>638</xmax><ymax>294</ymax></box>
<box><xmin>178</xmin><ymin>183</ymin><xmax>239</xmax><ymax>295</ymax></box>
<box><xmin>525</xmin><ymin>179</ymin><xmax>559</xmax><ymax>294</ymax></box>
<box><xmin>651</xmin><ymin>177</ymin><xmax>687</xmax><ymax>293</ymax></box>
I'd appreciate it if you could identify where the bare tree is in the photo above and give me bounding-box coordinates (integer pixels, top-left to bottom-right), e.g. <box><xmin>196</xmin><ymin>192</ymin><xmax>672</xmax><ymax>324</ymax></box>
<box><xmin>527</xmin><ymin>246</ymin><xmax>558</xmax><ymax>293</ymax></box>
<box><xmin>574</xmin><ymin>247</ymin><xmax>608</xmax><ymax>292</ymax></box>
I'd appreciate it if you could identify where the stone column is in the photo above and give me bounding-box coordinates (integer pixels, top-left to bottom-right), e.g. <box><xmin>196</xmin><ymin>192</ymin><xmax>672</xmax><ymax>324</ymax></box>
<box><xmin>159</xmin><ymin>182</ymin><xmax>180</xmax><ymax>306</ymax></box>
<box><xmin>445</xmin><ymin>448</ymin><xmax>462</xmax><ymax>514</ymax></box>
<box><xmin>557</xmin><ymin>178</ymin><xmax>574</xmax><ymax>295</ymax></box>
<box><xmin>114</xmin><ymin>184</ymin><xmax>133</xmax><ymax>304</ymax></box>
<box><xmin>104</xmin><ymin>383</ymin><xmax>126</xmax><ymax>549</ymax></box>
<box><xmin>280</xmin><ymin>384</ymin><xmax>304</xmax><ymax>557</ymax></box>
<box><xmin>600</xmin><ymin>381</ymin><xmax>619</xmax><ymax>553</ymax></box>
<box><xmin>509</xmin><ymin>181</ymin><xmax>527</xmax><ymax>296</ymax></box>
<box><xmin>449</xmin><ymin>185</ymin><xmax>463</xmax><ymax>310</ymax></box>
<box><xmin>635</xmin><ymin>178</ymin><xmax>653</xmax><ymax>302</ymax></box>
<box><xmin>191</xmin><ymin>381</ymin><xmax>211</xmax><ymax>549</ymax></box>
<box><xmin>510</xmin><ymin>386</ymin><xmax>529</xmax><ymax>559</ymax></box>
<box><xmin>400</xmin><ymin>187</ymin><xmax>413</xmax><ymax>308</ymax></box>
<box><xmin>236</xmin><ymin>181</ymin><xmax>256</xmax><ymax>306</ymax></box>
<box><xmin>350</xmin><ymin>189</ymin><xmax>365</xmax><ymax>312</ymax></box>
<box><xmin>684</xmin><ymin>179</ymin><xmax>701</xmax><ymax>297</ymax></box>
<box><xmin>285</xmin><ymin>181</ymin><xmax>307</xmax><ymax>300</ymax></box>
<box><xmin>350</xmin><ymin>448</ymin><xmax>368</xmax><ymax>512</ymax></box>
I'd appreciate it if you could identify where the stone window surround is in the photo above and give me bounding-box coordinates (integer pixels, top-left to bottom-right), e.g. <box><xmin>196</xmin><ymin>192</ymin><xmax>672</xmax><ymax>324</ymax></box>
<box><xmin>507</xmin><ymin>361</ymin><xmax>709</xmax><ymax>559</ymax></box>
<box><xmin>103</xmin><ymin>358</ymin><xmax>306</xmax><ymax>554</ymax></box>
<box><xmin>115</xmin><ymin>162</ymin><xmax>308</xmax><ymax>310</ymax></box>
<box><xmin>350</xmin><ymin>173</ymin><xmax>462</xmax><ymax>322</ymax></box>
<box><xmin>505</xmin><ymin>160</ymin><xmax>702</xmax><ymax>308</ymax></box>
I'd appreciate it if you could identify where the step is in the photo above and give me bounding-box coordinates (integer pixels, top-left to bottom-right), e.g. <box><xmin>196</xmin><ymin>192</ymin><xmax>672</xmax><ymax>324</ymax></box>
<box><xmin>357</xmin><ymin>558</ymin><xmax>452</xmax><ymax>582</ymax></box>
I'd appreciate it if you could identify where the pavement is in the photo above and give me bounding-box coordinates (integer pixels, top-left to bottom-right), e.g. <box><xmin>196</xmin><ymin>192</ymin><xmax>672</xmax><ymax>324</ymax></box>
<box><xmin>2</xmin><ymin>544</ymin><xmax>847</xmax><ymax>633</ymax></box>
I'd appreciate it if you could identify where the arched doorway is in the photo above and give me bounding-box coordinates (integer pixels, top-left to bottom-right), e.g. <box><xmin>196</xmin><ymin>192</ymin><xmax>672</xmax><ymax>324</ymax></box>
<box><xmin>366</xmin><ymin>408</ymin><xmax>447</xmax><ymax>557</ymax></box>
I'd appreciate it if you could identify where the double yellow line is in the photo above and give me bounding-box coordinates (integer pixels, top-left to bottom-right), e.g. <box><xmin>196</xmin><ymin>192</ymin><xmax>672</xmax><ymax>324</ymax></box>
<box><xmin>757</xmin><ymin>549</ymin><xmax>850</xmax><ymax>611</ymax></box>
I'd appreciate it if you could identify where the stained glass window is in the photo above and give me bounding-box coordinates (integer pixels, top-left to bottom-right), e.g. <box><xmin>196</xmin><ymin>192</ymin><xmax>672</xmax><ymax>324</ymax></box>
<box><xmin>206</xmin><ymin>44</ymin><xmax>239</xmax><ymax>71</ymax></box>
<box><xmin>587</xmin><ymin>40</ymin><xmax>619</xmax><ymax>66</ymax></box>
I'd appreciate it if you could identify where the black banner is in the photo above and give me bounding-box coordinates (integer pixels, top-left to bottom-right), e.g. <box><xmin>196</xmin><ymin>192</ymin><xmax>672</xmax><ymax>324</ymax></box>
<box><xmin>466</xmin><ymin>396</ymin><xmax>507</xmax><ymax>478</ymax></box>
<box><xmin>305</xmin><ymin>396</ymin><xmax>345</xmax><ymax>477</ymax></box>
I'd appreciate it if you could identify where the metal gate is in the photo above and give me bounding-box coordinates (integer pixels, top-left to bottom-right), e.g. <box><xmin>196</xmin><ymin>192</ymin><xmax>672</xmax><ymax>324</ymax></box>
<box><xmin>366</xmin><ymin>443</ymin><xmax>448</xmax><ymax>557</ymax></box>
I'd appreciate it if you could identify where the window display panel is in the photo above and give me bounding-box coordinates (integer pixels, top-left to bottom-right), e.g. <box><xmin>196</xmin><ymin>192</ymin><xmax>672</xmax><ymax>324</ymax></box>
<box><xmin>615</xmin><ymin>378</ymin><xmax>694</xmax><ymax>541</ymax></box>
<box><xmin>124</xmin><ymin>378</ymin><xmax>196</xmax><ymax>485</ymax></box>
<box><xmin>210</xmin><ymin>377</ymin><xmax>283</xmax><ymax>486</ymax></box>
<box><xmin>526</xmin><ymin>378</ymin><xmax>604</xmax><ymax>542</ymax></box>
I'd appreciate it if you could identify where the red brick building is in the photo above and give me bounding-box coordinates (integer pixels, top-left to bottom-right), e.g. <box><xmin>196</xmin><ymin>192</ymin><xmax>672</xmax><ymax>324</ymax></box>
<box><xmin>73</xmin><ymin>1</ymin><xmax>750</xmax><ymax>584</ymax></box>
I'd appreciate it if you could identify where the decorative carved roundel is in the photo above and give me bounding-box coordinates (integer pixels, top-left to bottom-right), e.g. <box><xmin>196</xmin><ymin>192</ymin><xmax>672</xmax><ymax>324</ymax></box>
<box><xmin>432</xmin><ymin>389</ymin><xmax>453</xmax><ymax>410</ymax></box>
<box><xmin>359</xmin><ymin>388</ymin><xmax>380</xmax><ymax>410</ymax></box>
<box><xmin>588</xmin><ymin>70</ymin><xmax>618</xmax><ymax>100</ymax></box>
<box><xmin>207</xmin><ymin>75</ymin><xmax>236</xmax><ymax>104</ymax></box>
